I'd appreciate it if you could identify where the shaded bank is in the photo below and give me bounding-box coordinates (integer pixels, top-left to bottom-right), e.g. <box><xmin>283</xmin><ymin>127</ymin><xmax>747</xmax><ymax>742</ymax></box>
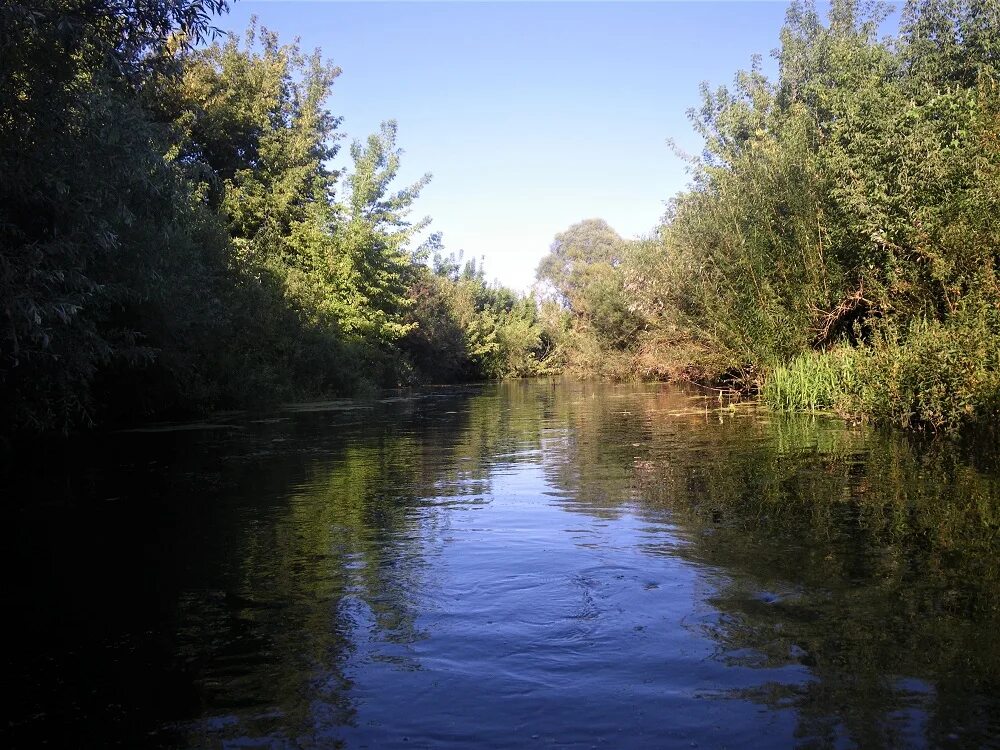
<box><xmin>0</xmin><ymin>2</ymin><xmax>551</xmax><ymax>439</ymax></box>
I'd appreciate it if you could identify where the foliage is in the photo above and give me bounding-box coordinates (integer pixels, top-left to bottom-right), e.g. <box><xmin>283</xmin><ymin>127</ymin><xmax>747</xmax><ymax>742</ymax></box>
<box><xmin>849</xmin><ymin>305</ymin><xmax>1000</xmax><ymax>431</ymax></box>
<box><xmin>535</xmin><ymin>220</ymin><xmax>645</xmax><ymax>376</ymax></box>
<box><xmin>329</xmin><ymin>121</ymin><xmax>429</xmax><ymax>344</ymax></box>
<box><xmin>403</xmin><ymin>253</ymin><xmax>555</xmax><ymax>382</ymax></box>
<box><xmin>1</xmin><ymin>6</ymin><xmax>548</xmax><ymax>437</ymax></box>
<box><xmin>551</xmin><ymin>0</ymin><xmax>1000</xmax><ymax>432</ymax></box>
<box><xmin>0</xmin><ymin>0</ymin><xmax>230</xmax><ymax>431</ymax></box>
<box><xmin>8</xmin><ymin>0</ymin><xmax>996</xmax><ymax>436</ymax></box>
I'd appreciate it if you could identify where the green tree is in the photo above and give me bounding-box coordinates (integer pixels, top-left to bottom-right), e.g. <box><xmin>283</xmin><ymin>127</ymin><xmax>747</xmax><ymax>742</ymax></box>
<box><xmin>536</xmin><ymin>219</ymin><xmax>642</xmax><ymax>354</ymax></box>
<box><xmin>0</xmin><ymin>0</ymin><xmax>230</xmax><ymax>432</ymax></box>
<box><xmin>328</xmin><ymin>121</ymin><xmax>431</xmax><ymax>344</ymax></box>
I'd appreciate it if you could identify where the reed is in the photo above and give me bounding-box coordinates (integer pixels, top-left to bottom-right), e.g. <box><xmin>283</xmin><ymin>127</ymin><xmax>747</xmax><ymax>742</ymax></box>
<box><xmin>760</xmin><ymin>349</ymin><xmax>856</xmax><ymax>413</ymax></box>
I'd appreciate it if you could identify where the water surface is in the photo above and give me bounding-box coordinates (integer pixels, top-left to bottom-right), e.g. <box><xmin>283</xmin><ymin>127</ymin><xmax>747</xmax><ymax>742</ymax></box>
<box><xmin>5</xmin><ymin>380</ymin><xmax>1000</xmax><ymax>748</ymax></box>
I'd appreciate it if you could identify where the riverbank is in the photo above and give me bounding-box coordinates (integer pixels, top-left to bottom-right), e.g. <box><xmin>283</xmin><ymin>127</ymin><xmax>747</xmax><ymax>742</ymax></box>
<box><xmin>531</xmin><ymin>1</ymin><xmax>1000</xmax><ymax>434</ymax></box>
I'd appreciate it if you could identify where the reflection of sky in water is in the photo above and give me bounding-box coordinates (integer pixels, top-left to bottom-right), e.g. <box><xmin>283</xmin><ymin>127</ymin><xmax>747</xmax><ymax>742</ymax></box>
<box><xmin>6</xmin><ymin>381</ymin><xmax>999</xmax><ymax>749</ymax></box>
<box><xmin>334</xmin><ymin>461</ymin><xmax>780</xmax><ymax>749</ymax></box>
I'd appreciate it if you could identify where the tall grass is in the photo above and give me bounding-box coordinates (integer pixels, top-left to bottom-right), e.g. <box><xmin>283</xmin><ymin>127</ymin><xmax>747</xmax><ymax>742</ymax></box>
<box><xmin>760</xmin><ymin>310</ymin><xmax>1000</xmax><ymax>431</ymax></box>
<box><xmin>761</xmin><ymin>349</ymin><xmax>856</xmax><ymax>413</ymax></box>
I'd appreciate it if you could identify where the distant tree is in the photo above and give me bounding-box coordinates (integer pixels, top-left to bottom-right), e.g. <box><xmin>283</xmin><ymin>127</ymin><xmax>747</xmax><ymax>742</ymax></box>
<box><xmin>536</xmin><ymin>219</ymin><xmax>622</xmax><ymax>311</ymax></box>
<box><xmin>536</xmin><ymin>219</ymin><xmax>642</xmax><ymax>351</ymax></box>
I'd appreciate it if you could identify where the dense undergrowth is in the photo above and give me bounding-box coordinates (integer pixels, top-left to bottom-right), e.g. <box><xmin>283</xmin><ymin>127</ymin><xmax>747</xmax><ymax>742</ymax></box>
<box><xmin>535</xmin><ymin>0</ymin><xmax>1000</xmax><ymax>433</ymax></box>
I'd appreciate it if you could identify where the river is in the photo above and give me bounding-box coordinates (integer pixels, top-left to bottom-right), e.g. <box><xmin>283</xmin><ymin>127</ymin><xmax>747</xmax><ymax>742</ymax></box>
<box><xmin>5</xmin><ymin>380</ymin><xmax>999</xmax><ymax>748</ymax></box>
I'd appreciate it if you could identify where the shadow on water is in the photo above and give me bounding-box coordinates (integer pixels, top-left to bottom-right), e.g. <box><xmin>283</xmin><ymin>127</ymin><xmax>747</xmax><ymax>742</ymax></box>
<box><xmin>3</xmin><ymin>380</ymin><xmax>999</xmax><ymax>748</ymax></box>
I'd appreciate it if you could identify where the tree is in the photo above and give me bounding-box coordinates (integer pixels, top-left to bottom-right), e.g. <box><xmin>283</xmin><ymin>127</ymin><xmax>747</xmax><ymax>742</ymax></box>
<box><xmin>329</xmin><ymin>121</ymin><xmax>431</xmax><ymax>344</ymax></box>
<box><xmin>0</xmin><ymin>0</ymin><xmax>230</xmax><ymax>432</ymax></box>
<box><xmin>536</xmin><ymin>220</ymin><xmax>642</xmax><ymax>352</ymax></box>
<box><xmin>536</xmin><ymin>219</ymin><xmax>622</xmax><ymax>311</ymax></box>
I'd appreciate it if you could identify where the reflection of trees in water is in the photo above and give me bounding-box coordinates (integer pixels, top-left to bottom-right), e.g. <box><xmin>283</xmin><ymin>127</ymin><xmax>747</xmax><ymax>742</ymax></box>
<box><xmin>175</xmin><ymin>383</ymin><xmax>554</xmax><ymax>746</ymax></box>
<box><xmin>165</xmin><ymin>381</ymin><xmax>998</xmax><ymax>747</ymax></box>
<box><xmin>540</xmin><ymin>384</ymin><xmax>1000</xmax><ymax>749</ymax></box>
<box><xmin>10</xmin><ymin>380</ymin><xmax>996</xmax><ymax>747</ymax></box>
<box><xmin>536</xmin><ymin>380</ymin><xmax>674</xmax><ymax>517</ymax></box>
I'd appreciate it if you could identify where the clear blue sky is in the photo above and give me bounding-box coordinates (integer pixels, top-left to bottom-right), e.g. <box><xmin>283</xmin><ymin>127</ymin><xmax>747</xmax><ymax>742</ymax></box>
<box><xmin>221</xmin><ymin>2</ymin><xmax>802</xmax><ymax>290</ymax></box>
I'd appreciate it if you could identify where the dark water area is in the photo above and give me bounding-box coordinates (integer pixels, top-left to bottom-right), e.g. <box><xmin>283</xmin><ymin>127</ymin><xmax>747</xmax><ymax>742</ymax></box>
<box><xmin>4</xmin><ymin>380</ymin><xmax>1000</xmax><ymax>749</ymax></box>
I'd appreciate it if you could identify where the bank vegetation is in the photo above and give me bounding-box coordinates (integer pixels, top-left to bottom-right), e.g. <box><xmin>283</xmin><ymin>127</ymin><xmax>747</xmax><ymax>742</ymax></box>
<box><xmin>3</xmin><ymin>0</ymin><xmax>997</xmax><ymax>437</ymax></box>
<box><xmin>537</xmin><ymin>0</ymin><xmax>999</xmax><ymax>433</ymax></box>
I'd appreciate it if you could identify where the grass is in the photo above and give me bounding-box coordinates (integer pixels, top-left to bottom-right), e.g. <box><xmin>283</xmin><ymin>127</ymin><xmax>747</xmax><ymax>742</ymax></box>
<box><xmin>760</xmin><ymin>349</ymin><xmax>856</xmax><ymax>413</ymax></box>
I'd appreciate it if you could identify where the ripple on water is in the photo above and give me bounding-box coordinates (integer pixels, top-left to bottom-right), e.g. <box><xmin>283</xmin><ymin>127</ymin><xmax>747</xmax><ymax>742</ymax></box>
<box><xmin>5</xmin><ymin>380</ymin><xmax>999</xmax><ymax>749</ymax></box>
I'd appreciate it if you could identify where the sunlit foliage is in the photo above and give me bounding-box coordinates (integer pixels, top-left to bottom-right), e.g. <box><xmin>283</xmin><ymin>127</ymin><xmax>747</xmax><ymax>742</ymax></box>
<box><xmin>404</xmin><ymin>252</ymin><xmax>554</xmax><ymax>382</ymax></box>
<box><xmin>1</xmin><ymin>5</ymin><xmax>549</xmax><ymax>435</ymax></box>
<box><xmin>549</xmin><ymin>0</ymin><xmax>1000</xmax><ymax>432</ymax></box>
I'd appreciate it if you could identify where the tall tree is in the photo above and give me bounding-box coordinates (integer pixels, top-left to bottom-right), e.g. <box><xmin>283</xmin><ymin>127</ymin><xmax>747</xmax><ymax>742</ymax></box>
<box><xmin>0</xmin><ymin>0</ymin><xmax>229</xmax><ymax>431</ymax></box>
<box><xmin>329</xmin><ymin>121</ymin><xmax>432</xmax><ymax>344</ymax></box>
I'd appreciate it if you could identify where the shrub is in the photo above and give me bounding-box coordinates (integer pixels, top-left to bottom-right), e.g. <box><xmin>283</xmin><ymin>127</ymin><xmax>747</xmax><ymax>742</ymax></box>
<box><xmin>851</xmin><ymin>310</ymin><xmax>1000</xmax><ymax>432</ymax></box>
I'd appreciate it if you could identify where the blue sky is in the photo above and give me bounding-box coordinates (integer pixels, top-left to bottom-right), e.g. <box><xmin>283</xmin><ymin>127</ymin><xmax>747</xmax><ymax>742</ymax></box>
<box><xmin>220</xmin><ymin>2</ymin><xmax>801</xmax><ymax>290</ymax></box>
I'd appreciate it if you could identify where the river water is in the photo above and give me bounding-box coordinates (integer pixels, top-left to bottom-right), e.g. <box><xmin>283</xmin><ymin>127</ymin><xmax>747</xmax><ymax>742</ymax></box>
<box><xmin>5</xmin><ymin>380</ymin><xmax>1000</xmax><ymax>748</ymax></box>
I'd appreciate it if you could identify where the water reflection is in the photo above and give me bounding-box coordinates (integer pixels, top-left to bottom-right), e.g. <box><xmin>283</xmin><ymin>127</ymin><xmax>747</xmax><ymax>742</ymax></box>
<box><xmin>4</xmin><ymin>380</ymin><xmax>999</xmax><ymax>748</ymax></box>
<box><xmin>541</xmin><ymin>384</ymin><xmax>1000</xmax><ymax>748</ymax></box>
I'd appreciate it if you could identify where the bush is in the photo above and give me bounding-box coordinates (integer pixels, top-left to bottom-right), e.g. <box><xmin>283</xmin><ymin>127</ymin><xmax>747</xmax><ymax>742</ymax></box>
<box><xmin>851</xmin><ymin>310</ymin><xmax>1000</xmax><ymax>432</ymax></box>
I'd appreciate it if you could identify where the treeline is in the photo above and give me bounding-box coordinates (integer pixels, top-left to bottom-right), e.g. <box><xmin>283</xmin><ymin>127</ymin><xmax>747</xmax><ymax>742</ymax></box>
<box><xmin>5</xmin><ymin>0</ymin><xmax>998</xmax><ymax>437</ymax></box>
<box><xmin>1</xmin><ymin>1</ymin><xmax>550</xmax><ymax>435</ymax></box>
<box><xmin>538</xmin><ymin>0</ymin><xmax>1000</xmax><ymax>432</ymax></box>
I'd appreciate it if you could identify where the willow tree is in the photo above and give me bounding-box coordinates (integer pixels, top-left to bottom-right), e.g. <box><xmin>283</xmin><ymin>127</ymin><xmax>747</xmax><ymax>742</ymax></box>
<box><xmin>0</xmin><ymin>0</ymin><xmax>230</xmax><ymax>432</ymax></box>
